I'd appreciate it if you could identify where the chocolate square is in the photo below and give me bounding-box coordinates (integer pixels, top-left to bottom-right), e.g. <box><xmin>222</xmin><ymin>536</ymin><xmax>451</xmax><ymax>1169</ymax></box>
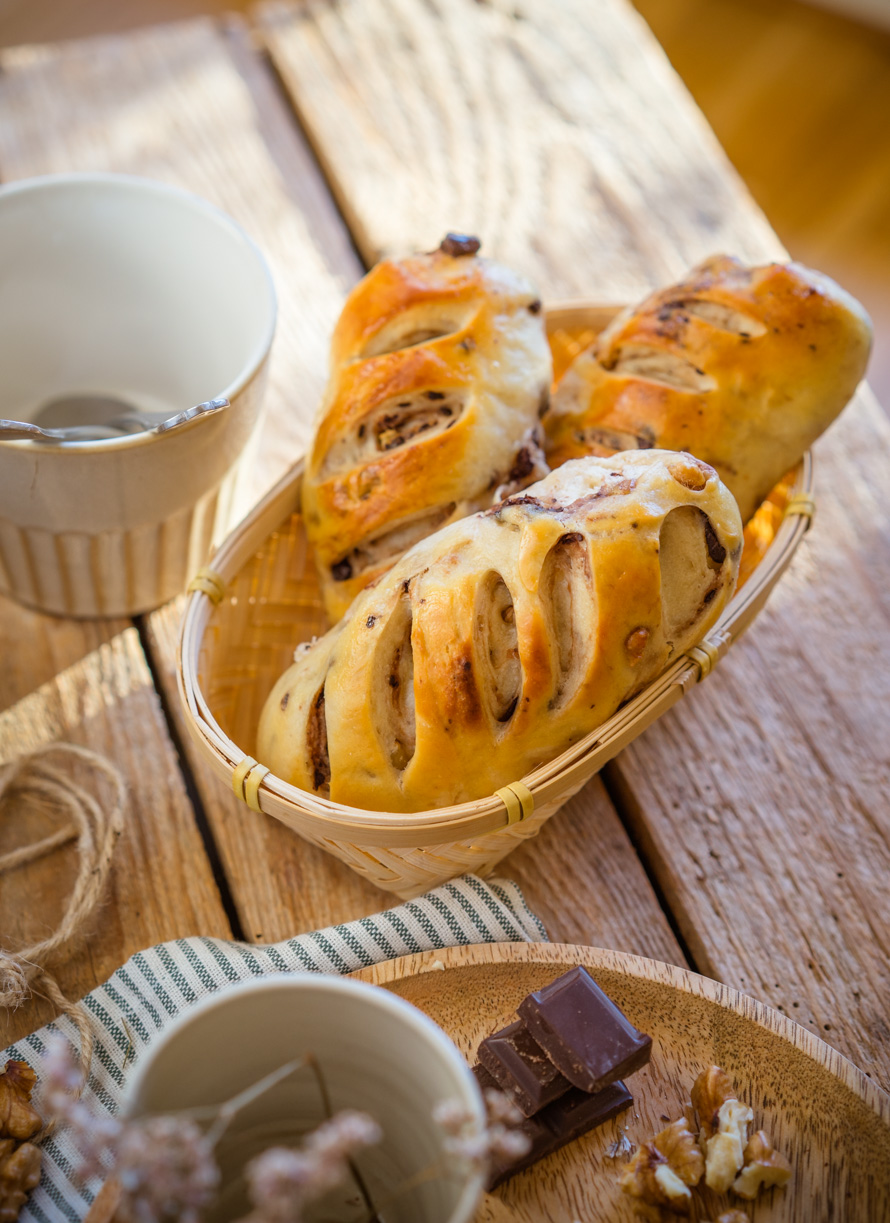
<box><xmin>473</xmin><ymin>1063</ymin><xmax>633</xmax><ymax>1189</ymax></box>
<box><xmin>517</xmin><ymin>966</ymin><xmax>651</xmax><ymax>1093</ymax></box>
<box><xmin>478</xmin><ymin>1018</ymin><xmax>572</xmax><ymax>1116</ymax></box>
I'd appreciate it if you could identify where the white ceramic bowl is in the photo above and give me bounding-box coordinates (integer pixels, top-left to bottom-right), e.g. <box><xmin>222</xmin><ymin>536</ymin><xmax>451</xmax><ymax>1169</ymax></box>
<box><xmin>0</xmin><ymin>173</ymin><xmax>277</xmax><ymax>617</ymax></box>
<box><xmin>125</xmin><ymin>975</ymin><xmax>486</xmax><ymax>1223</ymax></box>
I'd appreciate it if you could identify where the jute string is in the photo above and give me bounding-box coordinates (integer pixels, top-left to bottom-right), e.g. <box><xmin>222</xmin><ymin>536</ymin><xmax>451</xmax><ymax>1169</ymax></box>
<box><xmin>0</xmin><ymin>742</ymin><xmax>126</xmax><ymax>1116</ymax></box>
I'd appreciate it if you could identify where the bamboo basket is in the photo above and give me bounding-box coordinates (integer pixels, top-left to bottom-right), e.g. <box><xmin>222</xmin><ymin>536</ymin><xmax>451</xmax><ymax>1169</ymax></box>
<box><xmin>178</xmin><ymin>304</ymin><xmax>815</xmax><ymax>897</ymax></box>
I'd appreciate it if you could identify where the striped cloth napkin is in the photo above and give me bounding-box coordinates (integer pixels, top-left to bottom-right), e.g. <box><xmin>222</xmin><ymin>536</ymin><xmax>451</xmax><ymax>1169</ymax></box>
<box><xmin>5</xmin><ymin>873</ymin><xmax>547</xmax><ymax>1223</ymax></box>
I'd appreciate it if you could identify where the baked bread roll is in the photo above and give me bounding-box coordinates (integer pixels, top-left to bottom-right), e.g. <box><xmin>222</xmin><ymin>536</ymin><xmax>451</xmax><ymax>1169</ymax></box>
<box><xmin>545</xmin><ymin>256</ymin><xmax>872</xmax><ymax>522</ymax></box>
<box><xmin>303</xmin><ymin>234</ymin><xmax>552</xmax><ymax>622</ymax></box>
<box><xmin>259</xmin><ymin>450</ymin><xmax>743</xmax><ymax>812</ymax></box>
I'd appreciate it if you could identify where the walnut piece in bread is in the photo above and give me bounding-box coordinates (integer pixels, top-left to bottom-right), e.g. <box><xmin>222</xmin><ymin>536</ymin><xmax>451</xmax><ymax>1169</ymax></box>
<box><xmin>259</xmin><ymin>450</ymin><xmax>742</xmax><ymax>812</ymax></box>
<box><xmin>545</xmin><ymin>255</ymin><xmax>872</xmax><ymax>522</ymax></box>
<box><xmin>302</xmin><ymin>234</ymin><xmax>552</xmax><ymax>622</ymax></box>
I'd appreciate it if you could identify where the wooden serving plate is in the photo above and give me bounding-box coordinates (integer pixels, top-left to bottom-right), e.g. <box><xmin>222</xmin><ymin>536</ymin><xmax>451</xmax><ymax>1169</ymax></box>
<box><xmin>353</xmin><ymin>943</ymin><xmax>890</xmax><ymax>1221</ymax></box>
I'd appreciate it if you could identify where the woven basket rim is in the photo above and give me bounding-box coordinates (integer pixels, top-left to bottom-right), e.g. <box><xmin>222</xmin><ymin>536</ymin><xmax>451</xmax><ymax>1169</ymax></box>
<box><xmin>178</xmin><ymin>300</ymin><xmax>815</xmax><ymax>841</ymax></box>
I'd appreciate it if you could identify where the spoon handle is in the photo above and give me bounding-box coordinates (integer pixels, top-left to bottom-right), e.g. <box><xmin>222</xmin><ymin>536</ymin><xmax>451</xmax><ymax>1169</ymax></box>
<box><xmin>152</xmin><ymin>396</ymin><xmax>229</xmax><ymax>435</ymax></box>
<box><xmin>0</xmin><ymin>419</ymin><xmax>48</xmax><ymax>441</ymax></box>
<box><xmin>0</xmin><ymin>397</ymin><xmax>230</xmax><ymax>442</ymax></box>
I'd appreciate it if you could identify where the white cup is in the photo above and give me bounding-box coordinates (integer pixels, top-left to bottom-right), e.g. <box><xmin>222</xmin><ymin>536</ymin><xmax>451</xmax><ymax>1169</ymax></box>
<box><xmin>124</xmin><ymin>975</ymin><xmax>486</xmax><ymax>1223</ymax></box>
<box><xmin>0</xmin><ymin>173</ymin><xmax>277</xmax><ymax>617</ymax></box>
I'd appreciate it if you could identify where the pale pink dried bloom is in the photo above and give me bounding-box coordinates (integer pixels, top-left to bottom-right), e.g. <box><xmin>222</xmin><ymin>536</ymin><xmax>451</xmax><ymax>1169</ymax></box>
<box><xmin>441</xmin><ymin>1131</ymin><xmax>491</xmax><ymax>1171</ymax></box>
<box><xmin>42</xmin><ymin>1037</ymin><xmax>218</xmax><ymax>1217</ymax></box>
<box><xmin>431</xmin><ymin>1099</ymin><xmax>475</xmax><ymax>1136</ymax></box>
<box><xmin>41</xmin><ymin>1035</ymin><xmax>122</xmax><ymax>1177</ymax></box>
<box><xmin>241</xmin><ymin>1110</ymin><xmax>381</xmax><ymax>1223</ymax></box>
<box><xmin>435</xmin><ymin>1089</ymin><xmax>531</xmax><ymax>1174</ymax></box>
<box><xmin>41</xmin><ymin>1035</ymin><xmax>83</xmax><ymax>1102</ymax></box>
<box><xmin>489</xmin><ymin>1129</ymin><xmax>531</xmax><ymax>1161</ymax></box>
<box><xmin>483</xmin><ymin>1088</ymin><xmax>524</xmax><ymax>1128</ymax></box>
<box><xmin>114</xmin><ymin>1115</ymin><xmax>219</xmax><ymax>1223</ymax></box>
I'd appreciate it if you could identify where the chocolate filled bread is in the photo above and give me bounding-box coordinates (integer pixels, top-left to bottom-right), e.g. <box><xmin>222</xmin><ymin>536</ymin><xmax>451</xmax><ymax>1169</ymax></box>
<box><xmin>302</xmin><ymin>234</ymin><xmax>552</xmax><ymax>622</ymax></box>
<box><xmin>259</xmin><ymin>451</ymin><xmax>742</xmax><ymax>812</ymax></box>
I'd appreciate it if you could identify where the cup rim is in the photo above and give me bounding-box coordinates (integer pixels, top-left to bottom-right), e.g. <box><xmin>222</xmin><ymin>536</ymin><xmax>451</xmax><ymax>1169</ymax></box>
<box><xmin>0</xmin><ymin>171</ymin><xmax>278</xmax><ymax>454</ymax></box>
<box><xmin>123</xmin><ymin>973</ymin><xmax>487</xmax><ymax>1223</ymax></box>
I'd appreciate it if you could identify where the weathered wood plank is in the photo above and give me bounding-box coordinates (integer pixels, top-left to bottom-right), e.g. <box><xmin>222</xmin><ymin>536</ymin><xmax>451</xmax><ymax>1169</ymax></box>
<box><xmin>0</xmin><ymin>597</ymin><xmax>230</xmax><ymax>1047</ymax></box>
<box><xmin>144</xmin><ymin>603</ymin><xmax>388</xmax><ymax>940</ymax></box>
<box><xmin>609</xmin><ymin>384</ymin><xmax>890</xmax><ymax>1087</ymax></box>
<box><xmin>0</xmin><ymin>17</ymin><xmax>358</xmax><ymax>948</ymax></box>
<box><xmin>0</xmin><ymin>14</ymin><xmax>681</xmax><ymax>954</ymax></box>
<box><xmin>257</xmin><ymin>0</ymin><xmax>781</xmax><ymax>293</ymax></box>
<box><xmin>501</xmin><ymin>778</ymin><xmax>682</xmax><ymax>960</ymax></box>
<box><xmin>0</xmin><ymin>18</ymin><xmax>348</xmax><ymax>485</ymax></box>
<box><xmin>256</xmin><ymin>0</ymin><xmax>890</xmax><ymax>1086</ymax></box>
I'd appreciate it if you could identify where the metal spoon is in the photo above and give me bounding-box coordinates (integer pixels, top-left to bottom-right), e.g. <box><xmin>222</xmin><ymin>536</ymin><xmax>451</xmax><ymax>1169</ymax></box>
<box><xmin>0</xmin><ymin>396</ymin><xmax>230</xmax><ymax>442</ymax></box>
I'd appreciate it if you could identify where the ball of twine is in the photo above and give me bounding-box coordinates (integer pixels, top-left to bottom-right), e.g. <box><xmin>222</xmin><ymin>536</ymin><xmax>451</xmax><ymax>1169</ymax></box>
<box><xmin>0</xmin><ymin>742</ymin><xmax>126</xmax><ymax>1110</ymax></box>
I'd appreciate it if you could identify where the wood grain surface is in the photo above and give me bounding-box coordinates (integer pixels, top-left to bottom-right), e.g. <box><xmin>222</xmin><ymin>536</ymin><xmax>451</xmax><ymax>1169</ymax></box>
<box><xmin>0</xmin><ymin>13</ymin><xmax>678</xmax><ymax>961</ymax></box>
<box><xmin>257</xmin><ymin>0</ymin><xmax>890</xmax><ymax>1089</ymax></box>
<box><xmin>636</xmin><ymin>0</ymin><xmax>890</xmax><ymax>413</ymax></box>
<box><xmin>257</xmin><ymin>0</ymin><xmax>781</xmax><ymax>291</ymax></box>
<box><xmin>0</xmin><ymin>598</ymin><xmax>230</xmax><ymax>1046</ymax></box>
<box><xmin>0</xmin><ymin>18</ymin><xmax>367</xmax><ymax>946</ymax></box>
<box><xmin>355</xmin><ymin>943</ymin><xmax>890</xmax><ymax>1222</ymax></box>
<box><xmin>609</xmin><ymin>383</ymin><xmax>890</xmax><ymax>1086</ymax></box>
<box><xmin>0</xmin><ymin>0</ymin><xmax>887</xmax><ymax>1116</ymax></box>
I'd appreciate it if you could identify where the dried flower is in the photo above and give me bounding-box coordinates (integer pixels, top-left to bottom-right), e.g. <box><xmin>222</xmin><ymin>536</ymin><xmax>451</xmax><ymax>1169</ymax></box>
<box><xmin>482</xmin><ymin>1089</ymin><xmax>523</xmax><ymax>1129</ymax></box>
<box><xmin>114</xmin><ymin>1116</ymin><xmax>219</xmax><ymax>1223</ymax></box>
<box><xmin>434</xmin><ymin>1089</ymin><xmax>531</xmax><ymax>1174</ymax></box>
<box><xmin>41</xmin><ymin>1036</ymin><xmax>121</xmax><ymax>1178</ymax></box>
<box><xmin>43</xmin><ymin>1038</ymin><xmax>216</xmax><ymax>1220</ymax></box>
<box><xmin>240</xmin><ymin>1111</ymin><xmax>381</xmax><ymax>1223</ymax></box>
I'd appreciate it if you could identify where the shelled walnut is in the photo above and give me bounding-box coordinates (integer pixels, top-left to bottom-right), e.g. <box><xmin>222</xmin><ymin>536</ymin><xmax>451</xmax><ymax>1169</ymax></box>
<box><xmin>690</xmin><ymin>1066</ymin><xmax>735</xmax><ymax>1142</ymax></box>
<box><xmin>619</xmin><ymin>1114</ymin><xmax>704</xmax><ymax>1216</ymax></box>
<box><xmin>0</xmin><ymin>1064</ymin><xmax>41</xmax><ymax>1144</ymax></box>
<box><xmin>0</xmin><ymin>1141</ymin><xmax>41</xmax><ymax>1223</ymax></box>
<box><xmin>732</xmin><ymin>1130</ymin><xmax>792</xmax><ymax>1198</ymax></box>
<box><xmin>620</xmin><ymin>1065</ymin><xmax>792</xmax><ymax>1219</ymax></box>
<box><xmin>0</xmin><ymin>1062</ymin><xmax>43</xmax><ymax>1222</ymax></box>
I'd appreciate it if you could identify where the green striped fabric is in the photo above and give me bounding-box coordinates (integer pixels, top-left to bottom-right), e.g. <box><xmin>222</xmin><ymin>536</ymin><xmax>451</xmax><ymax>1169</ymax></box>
<box><xmin>6</xmin><ymin>874</ymin><xmax>547</xmax><ymax>1223</ymax></box>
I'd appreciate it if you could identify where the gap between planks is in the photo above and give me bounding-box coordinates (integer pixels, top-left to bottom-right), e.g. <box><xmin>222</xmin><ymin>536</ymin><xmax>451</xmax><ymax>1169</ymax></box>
<box><xmin>147</xmin><ymin>13</ymin><xmax>685</xmax><ymax>958</ymax></box>
<box><xmin>250</xmin><ymin>0</ymin><xmax>890</xmax><ymax>1090</ymax></box>
<box><xmin>0</xmin><ymin>9</ymin><xmax>689</xmax><ymax>969</ymax></box>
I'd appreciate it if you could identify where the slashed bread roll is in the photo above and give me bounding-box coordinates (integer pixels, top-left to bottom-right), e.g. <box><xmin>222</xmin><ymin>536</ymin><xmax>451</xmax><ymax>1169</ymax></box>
<box><xmin>302</xmin><ymin>234</ymin><xmax>552</xmax><ymax>622</ymax></box>
<box><xmin>259</xmin><ymin>451</ymin><xmax>743</xmax><ymax>813</ymax></box>
<box><xmin>545</xmin><ymin>256</ymin><xmax>872</xmax><ymax>522</ymax></box>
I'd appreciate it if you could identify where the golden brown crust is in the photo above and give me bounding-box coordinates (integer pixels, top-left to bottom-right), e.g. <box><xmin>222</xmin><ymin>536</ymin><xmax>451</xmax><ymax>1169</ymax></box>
<box><xmin>545</xmin><ymin>256</ymin><xmax>872</xmax><ymax>522</ymax></box>
<box><xmin>303</xmin><ymin>237</ymin><xmax>552</xmax><ymax>621</ymax></box>
<box><xmin>260</xmin><ymin>451</ymin><xmax>743</xmax><ymax>812</ymax></box>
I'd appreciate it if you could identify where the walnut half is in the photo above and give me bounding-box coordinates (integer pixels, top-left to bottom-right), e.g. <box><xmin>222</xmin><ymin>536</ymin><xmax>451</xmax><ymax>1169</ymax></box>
<box><xmin>0</xmin><ymin>1064</ymin><xmax>41</xmax><ymax>1144</ymax></box>
<box><xmin>619</xmin><ymin>1115</ymin><xmax>704</xmax><ymax>1216</ymax></box>
<box><xmin>690</xmin><ymin>1065</ymin><xmax>734</xmax><ymax>1142</ymax></box>
<box><xmin>0</xmin><ymin>1140</ymin><xmax>41</xmax><ymax>1223</ymax></box>
<box><xmin>690</xmin><ymin>1066</ymin><xmax>753</xmax><ymax>1192</ymax></box>
<box><xmin>704</xmin><ymin>1098</ymin><xmax>753</xmax><ymax>1192</ymax></box>
<box><xmin>732</xmin><ymin>1129</ymin><xmax>792</xmax><ymax>1199</ymax></box>
<box><xmin>0</xmin><ymin>1063</ymin><xmax>43</xmax><ymax>1223</ymax></box>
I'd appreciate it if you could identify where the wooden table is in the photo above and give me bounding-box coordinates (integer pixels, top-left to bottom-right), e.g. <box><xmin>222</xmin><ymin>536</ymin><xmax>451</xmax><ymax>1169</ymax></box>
<box><xmin>2</xmin><ymin>0</ymin><xmax>889</xmax><ymax>1100</ymax></box>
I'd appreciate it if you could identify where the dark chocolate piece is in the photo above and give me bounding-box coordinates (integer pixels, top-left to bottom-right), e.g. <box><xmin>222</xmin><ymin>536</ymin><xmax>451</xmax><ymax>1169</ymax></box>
<box><xmin>517</xmin><ymin>966</ymin><xmax>652</xmax><ymax>1093</ymax></box>
<box><xmin>478</xmin><ymin>1019</ymin><xmax>571</xmax><ymax>1117</ymax></box>
<box><xmin>473</xmin><ymin>1064</ymin><xmax>633</xmax><ymax>1189</ymax></box>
